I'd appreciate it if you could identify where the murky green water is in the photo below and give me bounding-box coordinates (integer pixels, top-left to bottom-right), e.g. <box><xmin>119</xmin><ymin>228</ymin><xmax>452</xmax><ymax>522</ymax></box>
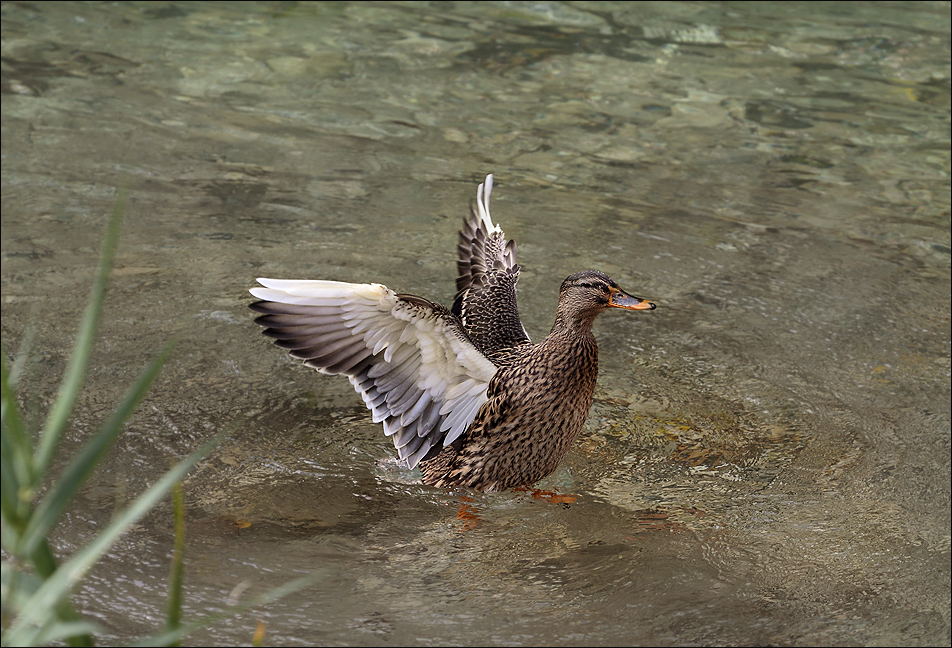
<box><xmin>2</xmin><ymin>2</ymin><xmax>949</xmax><ymax>646</ymax></box>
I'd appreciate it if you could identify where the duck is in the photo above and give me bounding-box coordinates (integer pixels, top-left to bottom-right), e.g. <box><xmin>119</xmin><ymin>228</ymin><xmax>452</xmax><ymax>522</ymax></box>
<box><xmin>250</xmin><ymin>175</ymin><xmax>655</xmax><ymax>492</ymax></box>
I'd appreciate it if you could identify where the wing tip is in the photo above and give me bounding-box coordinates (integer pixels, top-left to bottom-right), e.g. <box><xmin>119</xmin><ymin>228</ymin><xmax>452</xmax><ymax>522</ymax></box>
<box><xmin>475</xmin><ymin>173</ymin><xmax>499</xmax><ymax>233</ymax></box>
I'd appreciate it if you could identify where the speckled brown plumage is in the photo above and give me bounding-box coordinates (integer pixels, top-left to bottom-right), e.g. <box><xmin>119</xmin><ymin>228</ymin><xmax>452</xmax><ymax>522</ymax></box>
<box><xmin>250</xmin><ymin>175</ymin><xmax>655</xmax><ymax>492</ymax></box>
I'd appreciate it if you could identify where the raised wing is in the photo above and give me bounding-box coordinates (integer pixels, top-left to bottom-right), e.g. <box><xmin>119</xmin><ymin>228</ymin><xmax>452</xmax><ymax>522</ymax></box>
<box><xmin>250</xmin><ymin>279</ymin><xmax>497</xmax><ymax>468</ymax></box>
<box><xmin>452</xmin><ymin>174</ymin><xmax>531</xmax><ymax>362</ymax></box>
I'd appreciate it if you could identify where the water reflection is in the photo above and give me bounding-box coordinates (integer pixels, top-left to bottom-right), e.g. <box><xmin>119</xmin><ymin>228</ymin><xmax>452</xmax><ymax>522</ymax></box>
<box><xmin>2</xmin><ymin>1</ymin><xmax>948</xmax><ymax>646</ymax></box>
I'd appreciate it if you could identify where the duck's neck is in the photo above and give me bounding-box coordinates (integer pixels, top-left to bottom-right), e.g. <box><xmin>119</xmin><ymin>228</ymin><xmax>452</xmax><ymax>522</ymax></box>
<box><xmin>550</xmin><ymin>307</ymin><xmax>601</xmax><ymax>339</ymax></box>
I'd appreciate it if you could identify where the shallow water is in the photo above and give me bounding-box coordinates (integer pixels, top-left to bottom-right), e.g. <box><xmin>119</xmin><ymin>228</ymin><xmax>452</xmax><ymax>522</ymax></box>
<box><xmin>2</xmin><ymin>1</ymin><xmax>949</xmax><ymax>646</ymax></box>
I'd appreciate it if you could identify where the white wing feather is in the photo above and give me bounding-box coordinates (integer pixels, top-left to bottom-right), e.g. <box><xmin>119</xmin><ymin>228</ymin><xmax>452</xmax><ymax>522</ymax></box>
<box><xmin>250</xmin><ymin>279</ymin><xmax>497</xmax><ymax>468</ymax></box>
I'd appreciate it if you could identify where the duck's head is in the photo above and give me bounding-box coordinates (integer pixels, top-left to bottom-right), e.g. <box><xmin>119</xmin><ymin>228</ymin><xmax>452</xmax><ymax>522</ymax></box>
<box><xmin>556</xmin><ymin>270</ymin><xmax>655</xmax><ymax>332</ymax></box>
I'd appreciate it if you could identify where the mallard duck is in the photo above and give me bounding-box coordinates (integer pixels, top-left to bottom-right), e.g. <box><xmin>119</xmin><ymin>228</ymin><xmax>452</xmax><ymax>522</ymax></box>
<box><xmin>250</xmin><ymin>175</ymin><xmax>655</xmax><ymax>492</ymax></box>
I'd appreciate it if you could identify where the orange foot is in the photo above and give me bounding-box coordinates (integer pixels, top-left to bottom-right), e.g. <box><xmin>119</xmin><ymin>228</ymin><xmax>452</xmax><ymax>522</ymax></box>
<box><xmin>456</xmin><ymin>495</ymin><xmax>482</xmax><ymax>531</ymax></box>
<box><xmin>515</xmin><ymin>487</ymin><xmax>578</xmax><ymax>505</ymax></box>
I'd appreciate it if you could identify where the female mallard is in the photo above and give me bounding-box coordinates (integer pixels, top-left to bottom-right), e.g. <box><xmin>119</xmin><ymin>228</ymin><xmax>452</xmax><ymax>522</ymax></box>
<box><xmin>250</xmin><ymin>175</ymin><xmax>655</xmax><ymax>492</ymax></box>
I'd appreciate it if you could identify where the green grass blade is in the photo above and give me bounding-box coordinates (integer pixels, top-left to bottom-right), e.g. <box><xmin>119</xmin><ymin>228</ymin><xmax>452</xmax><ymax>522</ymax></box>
<box><xmin>6</xmin><ymin>436</ymin><xmax>220</xmax><ymax>643</ymax></box>
<box><xmin>19</xmin><ymin>337</ymin><xmax>177</xmax><ymax>559</ymax></box>
<box><xmin>6</xmin><ymin>322</ymin><xmax>37</xmax><ymax>387</ymax></box>
<box><xmin>34</xmin><ymin>187</ymin><xmax>127</xmax><ymax>476</ymax></box>
<box><xmin>1</xmin><ymin>559</ymin><xmax>38</xmax><ymax>625</ymax></box>
<box><xmin>1</xmin><ymin>520</ymin><xmax>22</xmax><ymax>553</ymax></box>
<box><xmin>165</xmin><ymin>481</ymin><xmax>186</xmax><ymax>646</ymax></box>
<box><xmin>1</xmin><ymin>351</ymin><xmax>34</xmax><ymax>523</ymax></box>
<box><xmin>1</xmin><ymin>347</ymin><xmax>30</xmax><ymax>455</ymax></box>
<box><xmin>29</xmin><ymin>540</ymin><xmax>94</xmax><ymax>647</ymax></box>
<box><xmin>1</xmin><ymin>539</ymin><xmax>94</xmax><ymax>647</ymax></box>
<box><xmin>32</xmin><ymin>621</ymin><xmax>102</xmax><ymax>646</ymax></box>
<box><xmin>1</xmin><ymin>425</ymin><xmax>27</xmax><ymax>532</ymax></box>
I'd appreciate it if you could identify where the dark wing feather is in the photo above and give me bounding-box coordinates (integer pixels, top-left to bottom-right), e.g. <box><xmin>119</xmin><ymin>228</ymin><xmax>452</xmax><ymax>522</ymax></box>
<box><xmin>452</xmin><ymin>175</ymin><xmax>531</xmax><ymax>362</ymax></box>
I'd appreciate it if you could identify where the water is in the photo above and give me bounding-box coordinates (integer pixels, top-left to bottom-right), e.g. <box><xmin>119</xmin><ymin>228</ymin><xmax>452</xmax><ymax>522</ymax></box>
<box><xmin>2</xmin><ymin>2</ymin><xmax>949</xmax><ymax>646</ymax></box>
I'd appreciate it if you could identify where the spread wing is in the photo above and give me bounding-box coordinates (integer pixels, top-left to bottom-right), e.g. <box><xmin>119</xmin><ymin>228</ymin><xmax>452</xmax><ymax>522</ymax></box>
<box><xmin>452</xmin><ymin>174</ymin><xmax>531</xmax><ymax>361</ymax></box>
<box><xmin>250</xmin><ymin>279</ymin><xmax>497</xmax><ymax>468</ymax></box>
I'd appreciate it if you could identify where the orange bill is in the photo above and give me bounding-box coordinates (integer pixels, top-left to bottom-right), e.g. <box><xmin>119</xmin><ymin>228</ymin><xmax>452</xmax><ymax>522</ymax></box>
<box><xmin>608</xmin><ymin>287</ymin><xmax>656</xmax><ymax>311</ymax></box>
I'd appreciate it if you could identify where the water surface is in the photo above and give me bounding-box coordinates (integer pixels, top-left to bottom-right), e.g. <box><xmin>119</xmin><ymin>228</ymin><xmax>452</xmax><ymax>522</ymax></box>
<box><xmin>2</xmin><ymin>2</ymin><xmax>949</xmax><ymax>646</ymax></box>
